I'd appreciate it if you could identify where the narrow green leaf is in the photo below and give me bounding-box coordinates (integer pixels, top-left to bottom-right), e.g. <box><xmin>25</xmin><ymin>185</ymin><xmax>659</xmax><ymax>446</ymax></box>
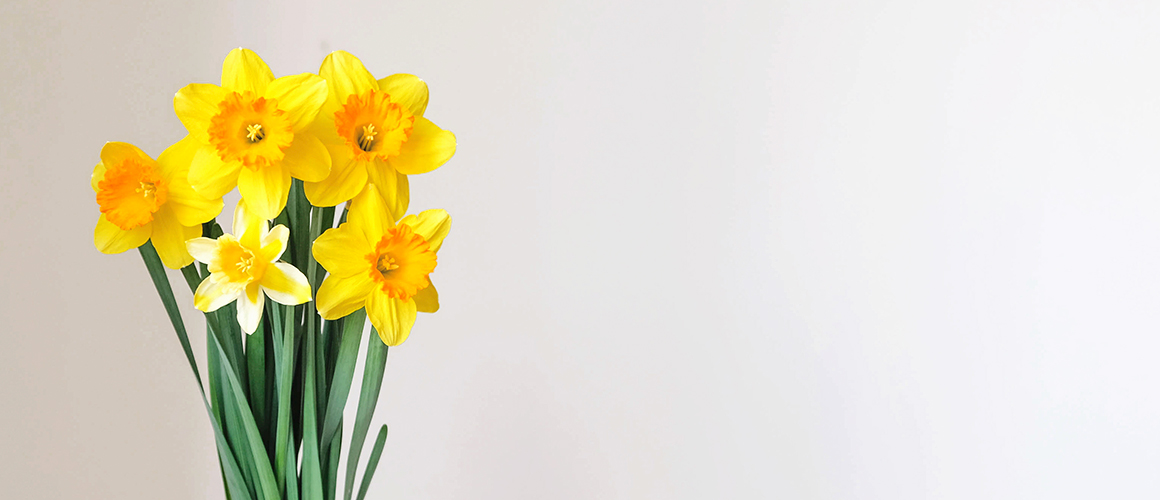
<box><xmin>273</xmin><ymin>303</ymin><xmax>296</xmax><ymax>493</ymax></box>
<box><xmin>300</xmin><ymin>311</ymin><xmax>325</xmax><ymax>500</ymax></box>
<box><xmin>344</xmin><ymin>336</ymin><xmax>388</xmax><ymax>500</ymax></box>
<box><xmin>324</xmin><ymin>420</ymin><xmax>342</xmax><ymax>500</ymax></box>
<box><xmin>356</xmin><ymin>425</ymin><xmax>389</xmax><ymax>500</ymax></box>
<box><xmin>246</xmin><ymin>314</ymin><xmax>268</xmax><ymax>446</ymax></box>
<box><xmin>320</xmin><ymin>309</ymin><xmax>366</xmax><ymax>447</ymax></box>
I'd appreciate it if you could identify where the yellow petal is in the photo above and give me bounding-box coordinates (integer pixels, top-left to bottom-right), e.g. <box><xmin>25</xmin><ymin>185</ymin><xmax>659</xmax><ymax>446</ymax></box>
<box><xmin>100</xmin><ymin>142</ymin><xmax>153</xmax><ymax>169</ymax></box>
<box><xmin>94</xmin><ymin>214</ymin><xmax>150</xmax><ymax>254</ymax></box>
<box><xmin>222</xmin><ymin>48</ymin><xmax>274</xmax><ymax>95</ymax></box>
<box><xmin>231</xmin><ymin>200</ymin><xmax>268</xmax><ymax>250</ymax></box>
<box><xmin>194</xmin><ymin>276</ymin><xmax>241</xmax><ymax>312</ymax></box>
<box><xmin>238</xmin><ymin>164</ymin><xmax>292</xmax><ymax>221</ymax></box>
<box><xmin>366</xmin><ymin>162</ymin><xmax>409</xmax><ymax>222</ymax></box>
<box><xmin>303</xmin><ymin>145</ymin><xmax>368</xmax><ymax>207</ymax></box>
<box><xmin>377</xmin><ymin>74</ymin><xmax>429</xmax><ymax>117</ymax></box>
<box><xmin>150</xmin><ymin>208</ymin><xmax>198</xmax><ymax>269</ymax></box>
<box><xmin>399</xmin><ymin>209</ymin><xmax>451</xmax><ymax>253</ymax></box>
<box><xmin>319</xmin><ymin>50</ymin><xmax>378</xmax><ymax>105</ymax></box>
<box><xmin>261</xmin><ymin>262</ymin><xmax>311</xmax><ymax>306</ymax></box>
<box><xmin>260</xmin><ymin>224</ymin><xmax>290</xmax><ymax>262</ymax></box>
<box><xmin>174</xmin><ymin>84</ymin><xmax>228</xmax><ymax>142</ymax></box>
<box><xmin>388</xmin><ymin>117</ymin><xmax>455</xmax><ymax>175</ymax></box>
<box><xmin>347</xmin><ymin>183</ymin><xmax>394</xmax><ymax>244</ymax></box>
<box><xmin>189</xmin><ymin>146</ymin><xmax>242</xmax><ymax>199</ymax></box>
<box><xmin>313</xmin><ymin>225</ymin><xmax>373</xmax><ymax>277</ymax></box>
<box><xmin>282</xmin><ymin>133</ymin><xmax>331</xmax><ymax>183</ymax></box>
<box><xmin>413</xmin><ymin>281</ymin><xmax>439</xmax><ymax>313</ymax></box>
<box><xmin>186</xmin><ymin>236</ymin><xmax>218</xmax><ymax>263</ymax></box>
<box><xmin>367</xmin><ymin>292</ymin><xmax>416</xmax><ymax>346</ymax></box>
<box><xmin>236</xmin><ymin>285</ymin><xmax>265</xmax><ymax>334</ymax></box>
<box><xmin>316</xmin><ymin>273</ymin><xmax>374</xmax><ymax>320</ymax></box>
<box><xmin>157</xmin><ymin>136</ymin><xmax>224</xmax><ymax>226</ymax></box>
<box><xmin>265</xmin><ymin>73</ymin><xmax>328</xmax><ymax>130</ymax></box>
<box><xmin>91</xmin><ymin>163</ymin><xmax>106</xmax><ymax>192</ymax></box>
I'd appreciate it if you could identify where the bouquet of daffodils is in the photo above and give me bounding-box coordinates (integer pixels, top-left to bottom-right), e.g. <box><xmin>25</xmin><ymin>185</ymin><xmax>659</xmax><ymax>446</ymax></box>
<box><xmin>90</xmin><ymin>48</ymin><xmax>455</xmax><ymax>500</ymax></box>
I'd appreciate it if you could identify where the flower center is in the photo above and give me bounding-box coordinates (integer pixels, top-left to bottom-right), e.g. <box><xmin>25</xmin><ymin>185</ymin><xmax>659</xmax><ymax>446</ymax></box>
<box><xmin>213</xmin><ymin>236</ymin><xmax>267</xmax><ymax>284</ymax></box>
<box><xmin>208</xmin><ymin>91</ymin><xmax>294</xmax><ymax>170</ymax></box>
<box><xmin>96</xmin><ymin>158</ymin><xmax>168</xmax><ymax>230</ymax></box>
<box><xmin>364</xmin><ymin>224</ymin><xmax>436</xmax><ymax>300</ymax></box>
<box><xmin>334</xmin><ymin>90</ymin><xmax>415</xmax><ymax>161</ymax></box>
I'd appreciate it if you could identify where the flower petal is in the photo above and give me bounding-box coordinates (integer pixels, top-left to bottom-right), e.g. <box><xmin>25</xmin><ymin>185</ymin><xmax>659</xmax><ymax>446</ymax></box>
<box><xmin>186</xmin><ymin>237</ymin><xmax>218</xmax><ymax>263</ymax></box>
<box><xmin>366</xmin><ymin>162</ymin><xmax>409</xmax><ymax>222</ymax></box>
<box><xmin>238</xmin><ymin>163</ymin><xmax>292</xmax><ymax>221</ymax></box>
<box><xmin>399</xmin><ymin>209</ymin><xmax>451</xmax><ymax>253</ymax></box>
<box><xmin>367</xmin><ymin>292</ymin><xmax>416</xmax><ymax>346</ymax></box>
<box><xmin>347</xmin><ymin>183</ymin><xmax>394</xmax><ymax>244</ymax></box>
<box><xmin>313</xmin><ymin>225</ymin><xmax>373</xmax><ymax>277</ymax></box>
<box><xmin>91</xmin><ymin>163</ymin><xmax>106</xmax><ymax>192</ymax></box>
<box><xmin>194</xmin><ymin>277</ymin><xmax>241</xmax><ymax>312</ymax></box>
<box><xmin>222</xmin><ymin>48</ymin><xmax>274</xmax><ymax>95</ymax></box>
<box><xmin>231</xmin><ymin>200</ymin><xmax>268</xmax><ymax>250</ymax></box>
<box><xmin>378</xmin><ymin>74</ymin><xmax>428</xmax><ymax>117</ymax></box>
<box><xmin>260</xmin><ymin>224</ymin><xmax>290</xmax><ymax>262</ymax></box>
<box><xmin>174</xmin><ymin>84</ymin><xmax>228</xmax><ymax>142</ymax></box>
<box><xmin>303</xmin><ymin>145</ymin><xmax>368</xmax><ymax>207</ymax></box>
<box><xmin>261</xmin><ymin>262</ymin><xmax>311</xmax><ymax>306</ymax></box>
<box><xmin>157</xmin><ymin>136</ymin><xmax>224</xmax><ymax>226</ymax></box>
<box><xmin>100</xmin><ymin>142</ymin><xmax>153</xmax><ymax>170</ymax></box>
<box><xmin>94</xmin><ymin>215</ymin><xmax>150</xmax><ymax>254</ymax></box>
<box><xmin>413</xmin><ymin>281</ymin><xmax>439</xmax><ymax>313</ymax></box>
<box><xmin>265</xmin><ymin>73</ymin><xmax>328</xmax><ymax>130</ymax></box>
<box><xmin>282</xmin><ymin>133</ymin><xmax>331</xmax><ymax>183</ymax></box>
<box><xmin>236</xmin><ymin>284</ymin><xmax>265</xmax><ymax>334</ymax></box>
<box><xmin>388</xmin><ymin>116</ymin><xmax>455</xmax><ymax>175</ymax></box>
<box><xmin>316</xmin><ymin>273</ymin><xmax>374</xmax><ymax>320</ymax></box>
<box><xmin>150</xmin><ymin>208</ymin><xmax>198</xmax><ymax>269</ymax></box>
<box><xmin>189</xmin><ymin>146</ymin><xmax>242</xmax><ymax>199</ymax></box>
<box><xmin>319</xmin><ymin>50</ymin><xmax>378</xmax><ymax>105</ymax></box>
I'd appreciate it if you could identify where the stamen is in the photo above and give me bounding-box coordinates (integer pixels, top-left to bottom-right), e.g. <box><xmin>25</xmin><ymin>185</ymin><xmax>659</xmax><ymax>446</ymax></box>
<box><xmin>376</xmin><ymin>253</ymin><xmax>399</xmax><ymax>274</ymax></box>
<box><xmin>236</xmin><ymin>252</ymin><xmax>255</xmax><ymax>275</ymax></box>
<box><xmin>246</xmin><ymin>124</ymin><xmax>265</xmax><ymax>143</ymax></box>
<box><xmin>136</xmin><ymin>181</ymin><xmax>157</xmax><ymax>198</ymax></box>
<box><xmin>358</xmin><ymin>124</ymin><xmax>377</xmax><ymax>151</ymax></box>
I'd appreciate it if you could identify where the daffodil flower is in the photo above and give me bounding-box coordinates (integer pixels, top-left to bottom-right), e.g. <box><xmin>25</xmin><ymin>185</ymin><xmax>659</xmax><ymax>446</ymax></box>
<box><xmin>174</xmin><ymin>48</ymin><xmax>331</xmax><ymax>220</ymax></box>
<box><xmin>313</xmin><ymin>185</ymin><xmax>450</xmax><ymax>345</ymax></box>
<box><xmin>304</xmin><ymin>51</ymin><xmax>457</xmax><ymax>221</ymax></box>
<box><xmin>92</xmin><ymin>137</ymin><xmax>224</xmax><ymax>268</ymax></box>
<box><xmin>186</xmin><ymin>201</ymin><xmax>311</xmax><ymax>334</ymax></box>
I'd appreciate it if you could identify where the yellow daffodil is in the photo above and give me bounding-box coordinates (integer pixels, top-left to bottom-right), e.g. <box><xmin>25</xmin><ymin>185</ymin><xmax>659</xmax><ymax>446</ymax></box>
<box><xmin>304</xmin><ymin>51</ymin><xmax>456</xmax><ymax>220</ymax></box>
<box><xmin>174</xmin><ymin>48</ymin><xmax>331</xmax><ymax>220</ymax></box>
<box><xmin>92</xmin><ymin>137</ymin><xmax>224</xmax><ymax>269</ymax></box>
<box><xmin>313</xmin><ymin>185</ymin><xmax>450</xmax><ymax>345</ymax></box>
<box><xmin>186</xmin><ymin>201</ymin><xmax>311</xmax><ymax>334</ymax></box>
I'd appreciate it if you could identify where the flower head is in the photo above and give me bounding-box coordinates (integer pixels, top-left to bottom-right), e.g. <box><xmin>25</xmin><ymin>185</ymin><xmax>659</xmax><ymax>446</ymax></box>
<box><xmin>313</xmin><ymin>185</ymin><xmax>450</xmax><ymax>345</ymax></box>
<box><xmin>92</xmin><ymin>137</ymin><xmax>224</xmax><ymax>268</ymax></box>
<box><xmin>187</xmin><ymin>201</ymin><xmax>311</xmax><ymax>334</ymax></box>
<box><xmin>174</xmin><ymin>48</ymin><xmax>332</xmax><ymax>220</ymax></box>
<box><xmin>304</xmin><ymin>51</ymin><xmax>456</xmax><ymax>221</ymax></box>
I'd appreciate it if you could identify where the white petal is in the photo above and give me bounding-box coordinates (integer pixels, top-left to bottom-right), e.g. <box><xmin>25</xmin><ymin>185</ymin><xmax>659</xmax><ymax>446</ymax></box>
<box><xmin>236</xmin><ymin>286</ymin><xmax>265</xmax><ymax>334</ymax></box>
<box><xmin>186</xmin><ymin>237</ymin><xmax>218</xmax><ymax>264</ymax></box>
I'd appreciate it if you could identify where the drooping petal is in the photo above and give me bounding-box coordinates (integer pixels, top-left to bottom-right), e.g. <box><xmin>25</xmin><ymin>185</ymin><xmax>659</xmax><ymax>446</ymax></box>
<box><xmin>319</xmin><ymin>50</ymin><xmax>378</xmax><ymax>105</ymax></box>
<box><xmin>261</xmin><ymin>262</ymin><xmax>311</xmax><ymax>306</ymax></box>
<box><xmin>186</xmin><ymin>237</ymin><xmax>218</xmax><ymax>263</ymax></box>
<box><xmin>281</xmin><ymin>133</ymin><xmax>331</xmax><ymax>182</ymax></box>
<box><xmin>399</xmin><ymin>209</ymin><xmax>451</xmax><ymax>253</ymax></box>
<box><xmin>238</xmin><ymin>163</ymin><xmax>292</xmax><ymax>221</ymax></box>
<box><xmin>236</xmin><ymin>284</ymin><xmax>266</xmax><ymax>334</ymax></box>
<box><xmin>377</xmin><ymin>74</ymin><xmax>429</xmax><ymax>117</ymax></box>
<box><xmin>194</xmin><ymin>277</ymin><xmax>242</xmax><ymax>312</ymax></box>
<box><xmin>94</xmin><ymin>215</ymin><xmax>150</xmax><ymax>254</ymax></box>
<box><xmin>365</xmin><ymin>161</ymin><xmax>409</xmax><ymax>222</ymax></box>
<box><xmin>150</xmin><ymin>208</ymin><xmax>198</xmax><ymax>269</ymax></box>
<box><xmin>157</xmin><ymin>136</ymin><xmax>224</xmax><ymax>226</ymax></box>
<box><xmin>260</xmin><ymin>224</ymin><xmax>290</xmax><ymax>262</ymax></box>
<box><xmin>316</xmin><ymin>273</ymin><xmax>375</xmax><ymax>320</ymax></box>
<box><xmin>313</xmin><ymin>225</ymin><xmax>373</xmax><ymax>277</ymax></box>
<box><xmin>231</xmin><ymin>200</ymin><xmax>268</xmax><ymax>250</ymax></box>
<box><xmin>100</xmin><ymin>142</ymin><xmax>153</xmax><ymax>170</ymax></box>
<box><xmin>265</xmin><ymin>73</ymin><xmax>328</xmax><ymax>130</ymax></box>
<box><xmin>388</xmin><ymin>117</ymin><xmax>456</xmax><ymax>175</ymax></box>
<box><xmin>189</xmin><ymin>146</ymin><xmax>242</xmax><ymax>199</ymax></box>
<box><xmin>347</xmin><ymin>183</ymin><xmax>394</xmax><ymax>244</ymax></box>
<box><xmin>222</xmin><ymin>48</ymin><xmax>274</xmax><ymax>95</ymax></box>
<box><xmin>174</xmin><ymin>84</ymin><xmax>228</xmax><ymax>142</ymax></box>
<box><xmin>367</xmin><ymin>292</ymin><xmax>417</xmax><ymax>346</ymax></box>
<box><xmin>413</xmin><ymin>281</ymin><xmax>439</xmax><ymax>313</ymax></box>
<box><xmin>303</xmin><ymin>145</ymin><xmax>368</xmax><ymax>207</ymax></box>
<box><xmin>91</xmin><ymin>163</ymin><xmax>106</xmax><ymax>192</ymax></box>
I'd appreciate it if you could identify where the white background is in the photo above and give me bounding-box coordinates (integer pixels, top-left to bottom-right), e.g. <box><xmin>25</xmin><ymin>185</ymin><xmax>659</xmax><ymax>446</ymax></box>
<box><xmin>2</xmin><ymin>0</ymin><xmax>1159</xmax><ymax>498</ymax></box>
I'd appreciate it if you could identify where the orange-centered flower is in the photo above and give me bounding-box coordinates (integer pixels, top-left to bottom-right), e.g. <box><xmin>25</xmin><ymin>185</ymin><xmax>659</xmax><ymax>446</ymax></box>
<box><xmin>304</xmin><ymin>51</ymin><xmax>457</xmax><ymax>221</ymax></box>
<box><xmin>313</xmin><ymin>185</ymin><xmax>450</xmax><ymax>346</ymax></box>
<box><xmin>187</xmin><ymin>201</ymin><xmax>311</xmax><ymax>334</ymax></box>
<box><xmin>174</xmin><ymin>48</ymin><xmax>331</xmax><ymax>220</ymax></box>
<box><xmin>91</xmin><ymin>138</ymin><xmax>224</xmax><ymax>268</ymax></box>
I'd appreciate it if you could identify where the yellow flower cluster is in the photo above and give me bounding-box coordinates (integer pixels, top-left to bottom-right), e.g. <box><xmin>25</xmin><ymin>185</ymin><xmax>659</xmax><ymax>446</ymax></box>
<box><xmin>91</xmin><ymin>48</ymin><xmax>455</xmax><ymax>345</ymax></box>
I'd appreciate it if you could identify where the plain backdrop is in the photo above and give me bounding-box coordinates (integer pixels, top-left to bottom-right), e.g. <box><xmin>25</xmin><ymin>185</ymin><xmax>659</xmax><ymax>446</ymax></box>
<box><xmin>3</xmin><ymin>0</ymin><xmax>1160</xmax><ymax>498</ymax></box>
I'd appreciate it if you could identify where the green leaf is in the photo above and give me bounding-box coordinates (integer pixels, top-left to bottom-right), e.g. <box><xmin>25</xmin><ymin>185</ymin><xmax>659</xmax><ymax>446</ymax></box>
<box><xmin>246</xmin><ymin>313</ymin><xmax>269</xmax><ymax>450</ymax></box>
<box><xmin>343</xmin><ymin>335</ymin><xmax>388</xmax><ymax>500</ymax></box>
<box><xmin>356</xmin><ymin>425</ymin><xmax>389</xmax><ymax>500</ymax></box>
<box><xmin>300</xmin><ymin>312</ymin><xmax>325</xmax><ymax>500</ymax></box>
<box><xmin>320</xmin><ymin>309</ymin><xmax>366</xmax><ymax>447</ymax></box>
<box><xmin>325</xmin><ymin>419</ymin><xmax>342</xmax><ymax>500</ymax></box>
<box><xmin>272</xmin><ymin>304</ymin><xmax>296</xmax><ymax>493</ymax></box>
